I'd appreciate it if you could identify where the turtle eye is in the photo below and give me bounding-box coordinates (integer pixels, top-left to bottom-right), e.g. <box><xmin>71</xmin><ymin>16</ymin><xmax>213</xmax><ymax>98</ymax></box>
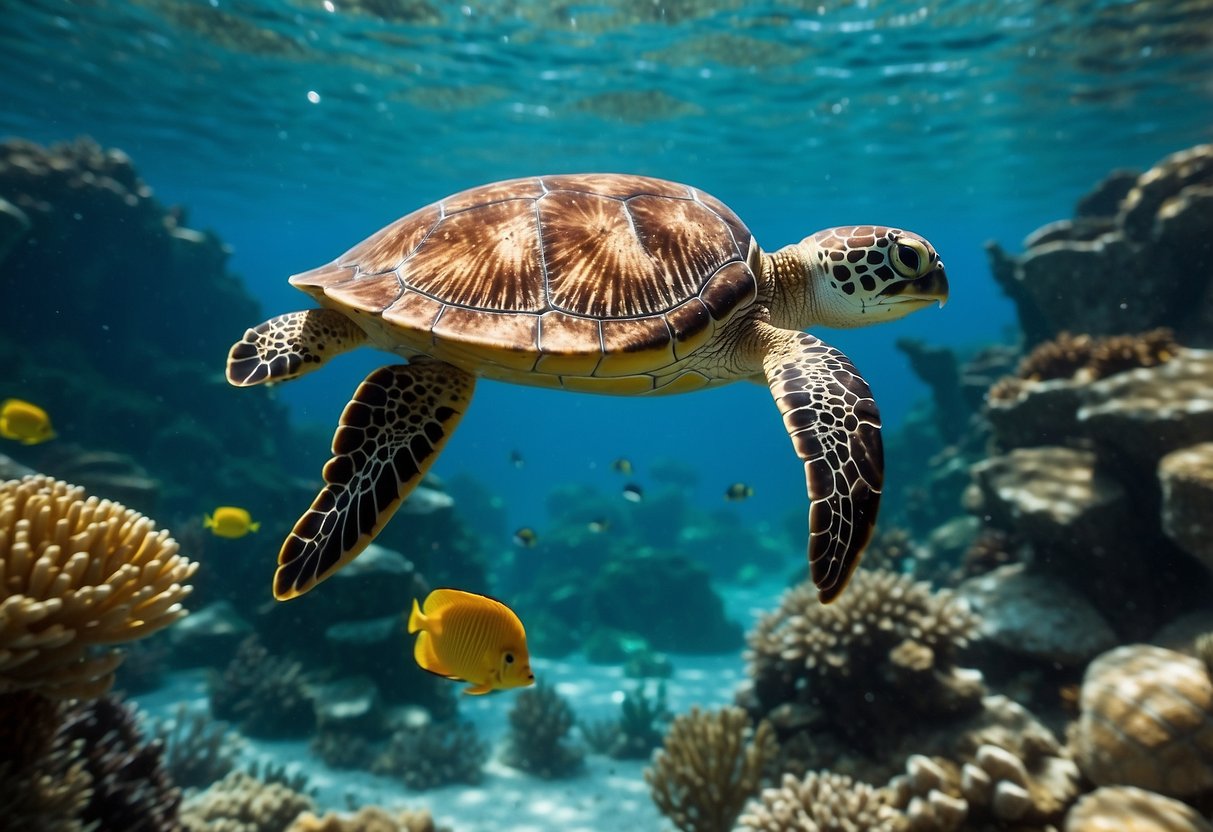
<box><xmin>891</xmin><ymin>238</ymin><xmax>929</xmax><ymax>277</ymax></box>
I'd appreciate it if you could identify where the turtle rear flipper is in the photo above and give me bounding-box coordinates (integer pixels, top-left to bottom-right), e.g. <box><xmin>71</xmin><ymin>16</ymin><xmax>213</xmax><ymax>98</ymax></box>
<box><xmin>226</xmin><ymin>308</ymin><xmax>367</xmax><ymax>387</ymax></box>
<box><xmin>274</xmin><ymin>359</ymin><xmax>475</xmax><ymax>600</ymax></box>
<box><xmin>760</xmin><ymin>325</ymin><xmax>883</xmax><ymax>603</ymax></box>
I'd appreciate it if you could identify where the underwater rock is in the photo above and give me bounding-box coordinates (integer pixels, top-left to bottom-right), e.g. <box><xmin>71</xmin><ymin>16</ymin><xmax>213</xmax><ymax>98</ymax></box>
<box><xmin>986</xmin><ymin>143</ymin><xmax>1213</xmax><ymax>346</ymax></box>
<box><xmin>588</xmin><ymin>550</ymin><xmax>742</xmax><ymax>653</ymax></box>
<box><xmin>968</xmin><ymin>447</ymin><xmax>1129</xmax><ymax>553</ymax></box>
<box><xmin>1077</xmin><ymin>349</ymin><xmax>1213</xmax><ymax>473</ymax></box>
<box><xmin>321</xmin><ymin>615</ymin><xmax>450</xmax><ymax>714</ymax></box>
<box><xmin>0</xmin><ymin>195</ymin><xmax>29</xmax><ymax>264</ymax></box>
<box><xmin>960</xmin><ymin>564</ymin><xmax>1117</xmax><ymax>666</ymax></box>
<box><xmin>307</xmin><ymin>542</ymin><xmax>425</xmax><ymax>621</ymax></box>
<box><xmin>0</xmin><ymin>453</ymin><xmax>35</xmax><ymax>480</ymax></box>
<box><xmin>1073</xmin><ymin>644</ymin><xmax>1213</xmax><ymax>798</ymax></box>
<box><xmin>152</xmin><ymin>703</ymin><xmax>242</xmax><ymax>791</ymax></box>
<box><xmin>310</xmin><ymin>676</ymin><xmax>383</xmax><ymax>738</ymax></box>
<box><xmin>1066</xmin><ymin>785</ymin><xmax>1213</xmax><ymax>832</ymax></box>
<box><xmin>1159</xmin><ymin>442</ymin><xmax>1213</xmax><ymax>573</ymax></box>
<box><xmin>167</xmin><ymin>600</ymin><xmax>254</xmax><ymax>669</ymax></box>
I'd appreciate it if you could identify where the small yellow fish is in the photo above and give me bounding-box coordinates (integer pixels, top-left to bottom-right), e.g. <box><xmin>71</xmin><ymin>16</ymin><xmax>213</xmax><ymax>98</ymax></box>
<box><xmin>513</xmin><ymin>527</ymin><xmax>538</xmax><ymax>547</ymax></box>
<box><xmin>0</xmin><ymin>399</ymin><xmax>56</xmax><ymax>445</ymax></box>
<box><xmin>204</xmin><ymin>506</ymin><xmax>261</xmax><ymax>539</ymax></box>
<box><xmin>611</xmin><ymin>457</ymin><xmax>633</xmax><ymax>476</ymax></box>
<box><xmin>622</xmin><ymin>483</ymin><xmax>643</xmax><ymax>503</ymax></box>
<box><xmin>725</xmin><ymin>482</ymin><xmax>755</xmax><ymax>501</ymax></box>
<box><xmin>408</xmin><ymin>588</ymin><xmax>534</xmax><ymax>695</ymax></box>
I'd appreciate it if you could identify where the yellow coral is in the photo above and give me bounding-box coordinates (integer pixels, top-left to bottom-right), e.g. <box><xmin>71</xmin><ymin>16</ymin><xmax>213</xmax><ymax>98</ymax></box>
<box><xmin>286</xmin><ymin>806</ymin><xmax>446</xmax><ymax>832</ymax></box>
<box><xmin>0</xmin><ymin>475</ymin><xmax>197</xmax><ymax>698</ymax></box>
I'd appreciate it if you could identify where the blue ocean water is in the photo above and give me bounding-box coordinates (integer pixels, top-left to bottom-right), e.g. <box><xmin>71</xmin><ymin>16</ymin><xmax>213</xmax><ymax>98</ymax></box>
<box><xmin>2</xmin><ymin>0</ymin><xmax>1210</xmax><ymax>526</ymax></box>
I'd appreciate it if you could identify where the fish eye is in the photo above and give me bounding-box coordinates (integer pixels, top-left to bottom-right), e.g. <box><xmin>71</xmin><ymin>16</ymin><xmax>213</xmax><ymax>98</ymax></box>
<box><xmin>891</xmin><ymin>238</ymin><xmax>929</xmax><ymax>278</ymax></box>
<box><xmin>505</xmin><ymin>652</ymin><xmax>514</xmax><ymax>664</ymax></box>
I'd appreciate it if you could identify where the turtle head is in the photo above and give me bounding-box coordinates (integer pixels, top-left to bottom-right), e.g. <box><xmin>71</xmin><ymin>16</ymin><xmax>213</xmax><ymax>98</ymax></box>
<box><xmin>790</xmin><ymin>226</ymin><xmax>948</xmax><ymax>329</ymax></box>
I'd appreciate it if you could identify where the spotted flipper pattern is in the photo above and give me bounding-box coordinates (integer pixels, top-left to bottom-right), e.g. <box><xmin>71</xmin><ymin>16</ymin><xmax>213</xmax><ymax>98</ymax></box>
<box><xmin>762</xmin><ymin>327</ymin><xmax>883</xmax><ymax>603</ymax></box>
<box><xmin>274</xmin><ymin>359</ymin><xmax>475</xmax><ymax>600</ymax></box>
<box><xmin>226</xmin><ymin>308</ymin><xmax>368</xmax><ymax>387</ymax></box>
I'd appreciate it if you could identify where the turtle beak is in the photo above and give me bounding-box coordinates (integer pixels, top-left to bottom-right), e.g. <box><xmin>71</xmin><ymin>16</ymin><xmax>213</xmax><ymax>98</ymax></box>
<box><xmin>878</xmin><ymin>263</ymin><xmax>949</xmax><ymax>309</ymax></box>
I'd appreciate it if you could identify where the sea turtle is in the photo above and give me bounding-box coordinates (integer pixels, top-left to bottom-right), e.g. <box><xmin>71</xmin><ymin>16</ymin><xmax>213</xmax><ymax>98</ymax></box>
<box><xmin>226</xmin><ymin>174</ymin><xmax>948</xmax><ymax>603</ymax></box>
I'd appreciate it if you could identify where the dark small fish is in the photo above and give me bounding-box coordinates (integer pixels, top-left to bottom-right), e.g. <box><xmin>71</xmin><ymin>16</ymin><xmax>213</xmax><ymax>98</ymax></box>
<box><xmin>622</xmin><ymin>483</ymin><xmax>643</xmax><ymax>503</ymax></box>
<box><xmin>725</xmin><ymin>482</ymin><xmax>755</xmax><ymax>501</ymax></box>
<box><xmin>513</xmin><ymin>527</ymin><xmax>538</xmax><ymax>547</ymax></box>
<box><xmin>587</xmin><ymin>518</ymin><xmax>610</xmax><ymax>534</ymax></box>
<box><xmin>611</xmin><ymin>457</ymin><xmax>633</xmax><ymax>476</ymax></box>
<box><xmin>509</xmin><ymin>450</ymin><xmax>525</xmax><ymax>469</ymax></box>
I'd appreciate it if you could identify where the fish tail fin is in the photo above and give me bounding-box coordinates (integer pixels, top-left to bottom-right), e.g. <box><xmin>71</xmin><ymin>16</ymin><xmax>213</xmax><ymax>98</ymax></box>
<box><xmin>407</xmin><ymin>598</ymin><xmax>425</xmax><ymax>634</ymax></box>
<box><xmin>249</xmin><ymin>521</ymin><xmax>261</xmax><ymax>533</ymax></box>
<box><xmin>203</xmin><ymin>514</ymin><xmax>215</xmax><ymax>529</ymax></box>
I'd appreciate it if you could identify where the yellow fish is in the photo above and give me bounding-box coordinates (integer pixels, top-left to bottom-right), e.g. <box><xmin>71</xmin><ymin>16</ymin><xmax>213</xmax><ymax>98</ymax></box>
<box><xmin>408</xmin><ymin>588</ymin><xmax>534</xmax><ymax>695</ymax></box>
<box><xmin>513</xmin><ymin>526</ymin><xmax>538</xmax><ymax>547</ymax></box>
<box><xmin>611</xmin><ymin>457</ymin><xmax>633</xmax><ymax>476</ymax></box>
<box><xmin>0</xmin><ymin>399</ymin><xmax>56</xmax><ymax>445</ymax></box>
<box><xmin>204</xmin><ymin>506</ymin><xmax>261</xmax><ymax>539</ymax></box>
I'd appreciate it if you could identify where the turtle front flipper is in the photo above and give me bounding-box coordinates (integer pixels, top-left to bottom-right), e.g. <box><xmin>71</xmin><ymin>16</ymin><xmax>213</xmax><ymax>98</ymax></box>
<box><xmin>226</xmin><ymin>308</ymin><xmax>368</xmax><ymax>387</ymax></box>
<box><xmin>274</xmin><ymin>359</ymin><xmax>475</xmax><ymax>600</ymax></box>
<box><xmin>759</xmin><ymin>325</ymin><xmax>883</xmax><ymax>604</ymax></box>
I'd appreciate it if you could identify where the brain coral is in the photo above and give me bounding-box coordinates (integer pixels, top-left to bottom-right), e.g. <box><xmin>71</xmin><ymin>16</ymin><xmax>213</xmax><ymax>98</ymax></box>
<box><xmin>0</xmin><ymin>476</ymin><xmax>197</xmax><ymax>698</ymax></box>
<box><xmin>1072</xmin><ymin>644</ymin><xmax>1213</xmax><ymax>797</ymax></box>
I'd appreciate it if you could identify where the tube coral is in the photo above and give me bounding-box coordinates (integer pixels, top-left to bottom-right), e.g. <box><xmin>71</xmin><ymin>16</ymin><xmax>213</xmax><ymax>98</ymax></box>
<box><xmin>0</xmin><ymin>475</ymin><xmax>197</xmax><ymax>698</ymax></box>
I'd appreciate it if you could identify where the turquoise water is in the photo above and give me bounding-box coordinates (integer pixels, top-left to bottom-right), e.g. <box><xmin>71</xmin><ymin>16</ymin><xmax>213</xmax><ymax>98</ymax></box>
<box><xmin>5</xmin><ymin>0</ymin><xmax>1209</xmax><ymax>526</ymax></box>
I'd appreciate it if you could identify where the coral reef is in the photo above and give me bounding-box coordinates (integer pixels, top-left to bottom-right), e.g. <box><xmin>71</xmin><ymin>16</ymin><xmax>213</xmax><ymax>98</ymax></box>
<box><xmin>645</xmin><ymin>706</ymin><xmax>776</xmax><ymax>832</ymax></box>
<box><xmin>1159</xmin><ymin>442</ymin><xmax>1213</xmax><ymax>574</ymax></box>
<box><xmin>0</xmin><ymin>691</ymin><xmax>92</xmax><ymax>832</ymax></box>
<box><xmin>58</xmin><ymin>695</ymin><xmax>182</xmax><ymax>832</ymax></box>
<box><xmin>208</xmin><ymin>637</ymin><xmax>316</xmax><ymax>738</ymax></box>
<box><xmin>502</xmin><ymin>680</ymin><xmax>585</xmax><ymax>778</ymax></box>
<box><xmin>286</xmin><ymin>807</ymin><xmax>450</xmax><ymax>832</ymax></box>
<box><xmin>888</xmin><ymin>737</ymin><xmax>1081</xmax><ymax>829</ymax></box>
<box><xmin>584</xmin><ymin>681</ymin><xmax>672</xmax><ymax>760</ymax></box>
<box><xmin>986</xmin><ymin>144</ymin><xmax>1213</xmax><ymax>346</ymax></box>
<box><xmin>371</xmin><ymin>719</ymin><xmax>488</xmax><ymax>789</ymax></box>
<box><xmin>987</xmin><ymin>328</ymin><xmax>1178</xmax><ymax>403</ymax></box>
<box><xmin>152</xmin><ymin>703</ymin><xmax>242</xmax><ymax>790</ymax></box>
<box><xmin>736</xmin><ymin>771</ymin><xmax>903</xmax><ymax>832</ymax></box>
<box><xmin>1066</xmin><ymin>786</ymin><xmax>1213</xmax><ymax>832</ymax></box>
<box><xmin>1071</xmin><ymin>644</ymin><xmax>1213</xmax><ymax>798</ymax></box>
<box><xmin>973</xmin><ymin>348</ymin><xmax>1213</xmax><ymax>636</ymax></box>
<box><xmin>0</xmin><ymin>137</ymin><xmax>308</xmax><ymax>523</ymax></box>
<box><xmin>0</xmin><ymin>690</ymin><xmax>185</xmax><ymax>832</ymax></box>
<box><xmin>744</xmin><ymin>569</ymin><xmax>983</xmax><ymax>763</ymax></box>
<box><xmin>180</xmin><ymin>770</ymin><xmax>314</xmax><ymax>832</ymax></box>
<box><xmin>0</xmin><ymin>475</ymin><xmax>197</xmax><ymax>698</ymax></box>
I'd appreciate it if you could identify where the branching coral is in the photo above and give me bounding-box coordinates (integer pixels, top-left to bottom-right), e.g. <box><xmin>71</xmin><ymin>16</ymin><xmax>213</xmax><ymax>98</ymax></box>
<box><xmin>0</xmin><ymin>691</ymin><xmax>92</xmax><ymax>832</ymax></box>
<box><xmin>0</xmin><ymin>475</ymin><xmax>197</xmax><ymax>698</ymax></box>
<box><xmin>501</xmin><ymin>680</ymin><xmax>585</xmax><ymax>778</ymax></box>
<box><xmin>371</xmin><ymin>719</ymin><xmax>488</xmax><ymax>789</ymax></box>
<box><xmin>153</xmin><ymin>703</ymin><xmax>242</xmax><ymax>790</ymax></box>
<box><xmin>58</xmin><ymin>695</ymin><xmax>182</xmax><ymax>832</ymax></box>
<box><xmin>746</xmin><ymin>569</ymin><xmax>983</xmax><ymax>754</ymax></box>
<box><xmin>602</xmin><ymin>681</ymin><xmax>671</xmax><ymax>760</ymax></box>
<box><xmin>208</xmin><ymin>636</ymin><xmax>315</xmax><ymax>738</ymax></box>
<box><xmin>645</xmin><ymin>706</ymin><xmax>776</xmax><ymax>832</ymax></box>
<box><xmin>180</xmin><ymin>770</ymin><xmax>314</xmax><ymax>832</ymax></box>
<box><xmin>736</xmin><ymin>771</ymin><xmax>904</xmax><ymax>832</ymax></box>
